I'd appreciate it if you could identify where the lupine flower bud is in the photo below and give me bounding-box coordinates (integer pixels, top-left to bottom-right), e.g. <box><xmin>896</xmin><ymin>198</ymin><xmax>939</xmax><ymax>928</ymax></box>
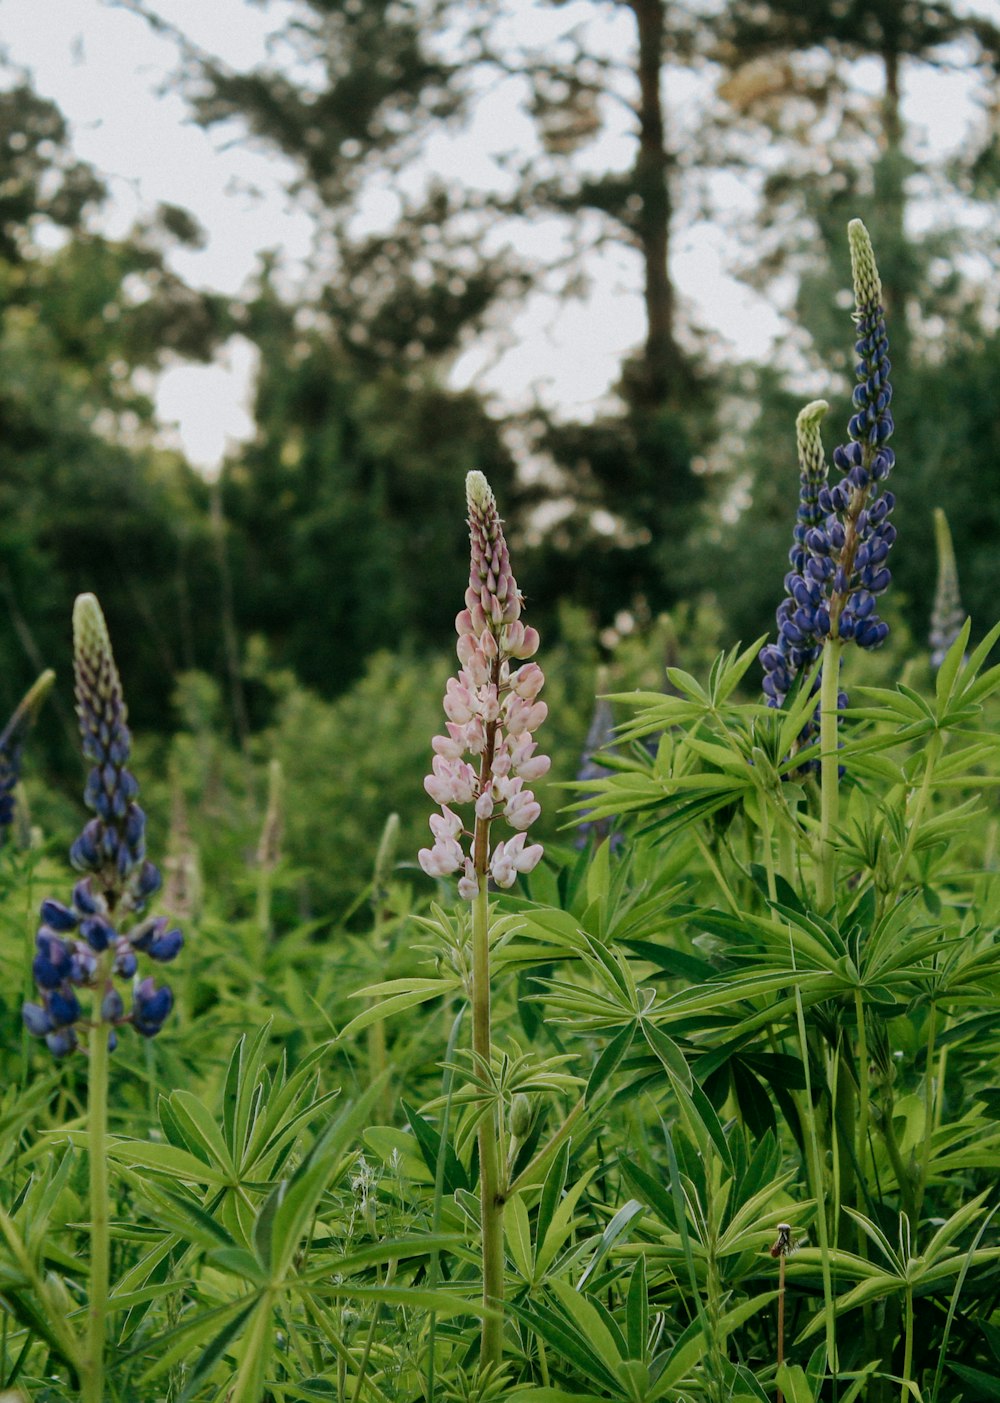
<box><xmin>420</xmin><ymin>474</ymin><xmax>547</xmax><ymax>897</ymax></box>
<box><xmin>511</xmin><ymin>1093</ymin><xmax>532</xmax><ymax>1138</ymax></box>
<box><xmin>929</xmin><ymin>509</ymin><xmax>966</xmax><ymax>671</ymax></box>
<box><xmin>0</xmin><ymin>671</ymin><xmax>55</xmax><ymax>844</ymax></box>
<box><xmin>23</xmin><ymin>596</ymin><xmax>181</xmax><ymax>1057</ymax></box>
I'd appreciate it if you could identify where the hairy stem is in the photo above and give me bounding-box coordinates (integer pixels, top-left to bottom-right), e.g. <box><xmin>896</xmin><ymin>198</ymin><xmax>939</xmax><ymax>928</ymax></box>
<box><xmin>817</xmin><ymin>639</ymin><xmax>844</xmax><ymax>911</ymax></box>
<box><xmin>472</xmin><ymin>872</ymin><xmax>504</xmax><ymax>1368</ymax></box>
<box><xmin>901</xmin><ymin>1286</ymin><xmax>914</xmax><ymax>1403</ymax></box>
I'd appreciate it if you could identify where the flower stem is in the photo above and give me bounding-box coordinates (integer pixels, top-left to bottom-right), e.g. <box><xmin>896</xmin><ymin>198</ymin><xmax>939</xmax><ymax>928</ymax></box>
<box><xmin>817</xmin><ymin>639</ymin><xmax>844</xmax><ymax>912</ymax></box>
<box><xmin>776</xmin><ymin>1252</ymin><xmax>786</xmax><ymax>1403</ymax></box>
<box><xmin>854</xmin><ymin>989</ymin><xmax>870</xmax><ymax>1198</ymax></box>
<box><xmin>916</xmin><ymin>1003</ymin><xmax>937</xmax><ymax>1217</ymax></box>
<box><xmin>83</xmin><ymin>990</ymin><xmax>110</xmax><ymax>1403</ymax></box>
<box><xmin>901</xmin><ymin>1286</ymin><xmax>914</xmax><ymax>1403</ymax></box>
<box><xmin>472</xmin><ymin>867</ymin><xmax>504</xmax><ymax>1368</ymax></box>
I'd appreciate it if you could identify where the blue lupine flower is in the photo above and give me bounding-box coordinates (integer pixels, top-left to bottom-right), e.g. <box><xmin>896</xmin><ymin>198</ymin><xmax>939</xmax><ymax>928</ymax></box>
<box><xmin>929</xmin><ymin>508</ymin><xmax>966</xmax><ymax>671</ymax></box>
<box><xmin>801</xmin><ymin>220</ymin><xmax>897</xmax><ymax>647</ymax></box>
<box><xmin>760</xmin><ymin>400</ymin><xmax>831</xmax><ymax>711</ymax></box>
<box><xmin>761</xmin><ymin>222</ymin><xmax>896</xmax><ymax>742</ymax></box>
<box><xmin>132</xmin><ymin>978</ymin><xmax>174</xmax><ymax>1038</ymax></box>
<box><xmin>23</xmin><ymin>596</ymin><xmax>182</xmax><ymax>1057</ymax></box>
<box><xmin>0</xmin><ymin>671</ymin><xmax>55</xmax><ymax>843</ymax></box>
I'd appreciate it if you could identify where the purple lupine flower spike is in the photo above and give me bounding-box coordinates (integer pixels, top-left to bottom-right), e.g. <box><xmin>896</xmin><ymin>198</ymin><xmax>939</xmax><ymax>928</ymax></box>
<box><xmin>23</xmin><ymin>595</ymin><xmax>181</xmax><ymax>1056</ymax></box>
<box><xmin>760</xmin><ymin>400</ymin><xmax>830</xmax><ymax>710</ymax></box>
<box><xmin>420</xmin><ymin>472</ymin><xmax>548</xmax><ymax>895</ymax></box>
<box><xmin>929</xmin><ymin>508</ymin><xmax>966</xmax><ymax>671</ymax></box>
<box><xmin>803</xmin><ymin>221</ymin><xmax>897</xmax><ymax>648</ymax></box>
<box><xmin>761</xmin><ymin>222</ymin><xmax>896</xmax><ymax>720</ymax></box>
<box><xmin>0</xmin><ymin>670</ymin><xmax>55</xmax><ymax>843</ymax></box>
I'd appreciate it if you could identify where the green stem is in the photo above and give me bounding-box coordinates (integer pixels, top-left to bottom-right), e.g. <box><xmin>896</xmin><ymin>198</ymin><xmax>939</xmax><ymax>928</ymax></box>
<box><xmin>83</xmin><ymin>990</ymin><xmax>110</xmax><ymax>1403</ymax></box>
<box><xmin>472</xmin><ymin>873</ymin><xmax>504</xmax><ymax>1369</ymax></box>
<box><xmin>792</xmin><ymin>988</ymin><xmax>837</xmax><ymax>1377</ymax></box>
<box><xmin>916</xmin><ymin>1003</ymin><xmax>937</xmax><ymax>1218</ymax></box>
<box><xmin>777</xmin><ymin>821</ymin><xmax>794</xmax><ymax>890</ymax></box>
<box><xmin>854</xmin><ymin>990</ymin><xmax>870</xmax><ymax>1200</ymax></box>
<box><xmin>880</xmin><ymin>1108</ymin><xmax>917</xmax><ymax>1224</ymax></box>
<box><xmin>758</xmin><ymin>797</ymin><xmax>778</xmax><ymax>902</ymax></box>
<box><xmin>887</xmin><ymin>733</ymin><xmax>943</xmax><ymax>903</ymax></box>
<box><xmin>817</xmin><ymin>638</ymin><xmax>844</xmax><ymax>912</ymax></box>
<box><xmin>901</xmin><ymin>1286</ymin><xmax>914</xmax><ymax>1403</ymax></box>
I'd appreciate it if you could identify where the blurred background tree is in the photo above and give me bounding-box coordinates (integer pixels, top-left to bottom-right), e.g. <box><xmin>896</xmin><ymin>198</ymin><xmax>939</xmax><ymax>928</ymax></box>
<box><xmin>1</xmin><ymin>0</ymin><xmax>998</xmax><ymax>880</ymax></box>
<box><xmin>0</xmin><ymin>72</ymin><xmax>228</xmax><ymax>757</ymax></box>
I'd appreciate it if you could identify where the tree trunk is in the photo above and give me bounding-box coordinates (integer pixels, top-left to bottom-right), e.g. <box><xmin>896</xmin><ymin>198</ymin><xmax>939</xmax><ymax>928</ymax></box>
<box><xmin>629</xmin><ymin>0</ymin><xmax>682</xmax><ymax>409</ymax></box>
<box><xmin>876</xmin><ymin>10</ymin><xmax>909</xmax><ymax>356</ymax></box>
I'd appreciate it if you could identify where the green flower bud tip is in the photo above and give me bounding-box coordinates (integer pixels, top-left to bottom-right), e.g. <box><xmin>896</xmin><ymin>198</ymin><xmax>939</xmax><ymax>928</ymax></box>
<box><xmin>73</xmin><ymin>593</ymin><xmax>117</xmax><ymax>679</ymax></box>
<box><xmin>795</xmin><ymin>400</ymin><xmax>829</xmax><ymax>481</ymax></box>
<box><xmin>930</xmin><ymin>507</ymin><xmax>965</xmax><ymax>670</ymax></box>
<box><xmin>933</xmin><ymin>507</ymin><xmax>956</xmax><ymax>575</ymax></box>
<box><xmin>465</xmin><ymin>469</ymin><xmax>492</xmax><ymax>515</ymax></box>
<box><xmin>510</xmin><ymin>1093</ymin><xmax>532</xmax><ymax>1139</ymax></box>
<box><xmin>373</xmin><ymin>812</ymin><xmax>400</xmax><ymax>892</ymax></box>
<box><xmin>848</xmin><ymin>218</ymin><xmax>883</xmax><ymax>310</ymax></box>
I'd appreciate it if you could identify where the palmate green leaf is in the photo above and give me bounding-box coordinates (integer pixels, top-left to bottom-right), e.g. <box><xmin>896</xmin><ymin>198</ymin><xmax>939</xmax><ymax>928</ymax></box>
<box><xmin>142</xmin><ymin>1183</ymin><xmax>240</xmax><ymax>1251</ymax></box>
<box><xmin>797</xmin><ymin>1246</ymin><xmax>1000</xmax><ymax>1339</ymax></box>
<box><xmin>625</xmin><ymin>1254</ymin><xmax>648</xmax><ymax>1361</ymax></box>
<box><xmin>506</xmin><ymin>1294</ymin><xmax>621</xmax><ymax>1391</ymax></box>
<box><xmin>172</xmin><ymin>1295</ymin><xmax>261</xmax><ymax>1403</ymax></box>
<box><xmin>507</xmin><ymin>1390</ymin><xmax>611</xmax><ymax>1403</ymax></box>
<box><xmin>133</xmin><ymin>1294</ymin><xmax>258</xmax><ymax>1383</ymax></box>
<box><xmin>221</xmin><ymin>1022</ymin><xmax>271</xmax><ymax>1157</ymax></box>
<box><xmin>506</xmin><ymin>1192</ymin><xmax>533</xmax><ymax>1281</ymax></box>
<box><xmin>948</xmin><ymin>1364</ymin><xmax>1000</xmax><ymax>1400</ymax></box>
<box><xmin>267</xmin><ymin>1078</ymin><xmax>384</xmax><ymax>1280</ymax></box>
<box><xmin>619</xmin><ymin>1158</ymin><xmax>676</xmax><ymax>1229</ymax></box>
<box><xmin>402</xmin><ymin>1099</ymin><xmax>468</xmax><ymax>1194</ymax></box>
<box><xmin>935</xmin><ymin>617</ymin><xmax>973</xmax><ymax>707</ymax></box>
<box><xmin>315</xmin><ymin>1282</ymin><xmax>494</xmax><ymax>1314</ymax></box>
<box><xmin>62</xmin><ymin>1133</ymin><xmax>230</xmax><ymax>1187</ymax></box>
<box><xmin>340</xmin><ymin>977</ymin><xmax>461</xmax><ymax>1036</ymax></box>
<box><xmin>587</xmin><ymin>1023</ymin><xmax>636</xmax><ymax>1103</ymax></box>
<box><xmin>536</xmin><ymin>1139</ymin><xmax>570</xmax><ymax>1254</ymax></box>
<box><xmin>641</xmin><ymin>1022</ymin><xmax>693</xmax><ymax>1092</ymax></box>
<box><xmin>577</xmin><ymin>1199</ymin><xmax>645</xmax><ymax>1289</ymax></box>
<box><xmin>160</xmin><ymin>1088</ymin><xmax>236</xmax><ymax>1176</ymax></box>
<box><xmin>534</xmin><ymin>1168</ymin><xmax>598</xmax><ymax>1279</ymax></box>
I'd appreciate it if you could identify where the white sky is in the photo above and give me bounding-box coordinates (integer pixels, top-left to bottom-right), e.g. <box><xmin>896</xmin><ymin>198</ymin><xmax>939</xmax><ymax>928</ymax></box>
<box><xmin>1</xmin><ymin>0</ymin><xmax>993</xmax><ymax>469</ymax></box>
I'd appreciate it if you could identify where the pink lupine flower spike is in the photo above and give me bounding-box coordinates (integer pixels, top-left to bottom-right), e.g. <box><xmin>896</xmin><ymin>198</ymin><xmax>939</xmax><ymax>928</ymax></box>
<box><xmin>419</xmin><ymin>471</ymin><xmax>548</xmax><ymax>895</ymax></box>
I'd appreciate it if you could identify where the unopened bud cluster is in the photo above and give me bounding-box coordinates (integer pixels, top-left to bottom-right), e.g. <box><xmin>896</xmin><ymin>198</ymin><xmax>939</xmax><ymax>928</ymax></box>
<box><xmin>23</xmin><ymin>596</ymin><xmax>180</xmax><ymax>1056</ymax></box>
<box><xmin>929</xmin><ymin>508</ymin><xmax>966</xmax><ymax>671</ymax></box>
<box><xmin>420</xmin><ymin>473</ymin><xmax>548</xmax><ymax>896</ymax></box>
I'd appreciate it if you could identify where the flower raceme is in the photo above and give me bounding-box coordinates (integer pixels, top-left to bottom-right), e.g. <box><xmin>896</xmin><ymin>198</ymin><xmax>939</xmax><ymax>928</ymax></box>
<box><xmin>761</xmin><ymin>219</ymin><xmax>897</xmax><ymax>706</ymax></box>
<box><xmin>420</xmin><ymin>472</ymin><xmax>548</xmax><ymax>895</ymax></box>
<box><xmin>23</xmin><ymin>595</ymin><xmax>180</xmax><ymax>1056</ymax></box>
